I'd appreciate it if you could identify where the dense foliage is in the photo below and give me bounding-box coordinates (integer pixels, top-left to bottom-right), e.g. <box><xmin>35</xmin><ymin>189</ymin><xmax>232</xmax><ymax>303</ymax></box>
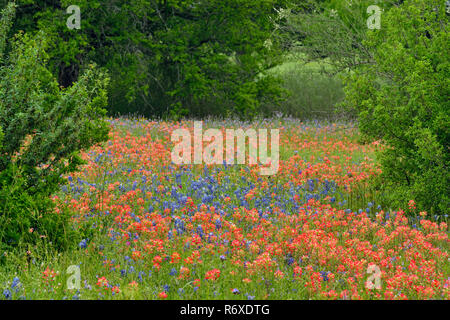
<box><xmin>2</xmin><ymin>0</ymin><xmax>291</xmax><ymax>118</ymax></box>
<box><xmin>279</xmin><ymin>0</ymin><xmax>449</xmax><ymax>215</ymax></box>
<box><xmin>274</xmin><ymin>0</ymin><xmax>378</xmax><ymax>71</ymax></box>
<box><xmin>342</xmin><ymin>0</ymin><xmax>449</xmax><ymax>214</ymax></box>
<box><xmin>0</xmin><ymin>2</ymin><xmax>109</xmax><ymax>250</ymax></box>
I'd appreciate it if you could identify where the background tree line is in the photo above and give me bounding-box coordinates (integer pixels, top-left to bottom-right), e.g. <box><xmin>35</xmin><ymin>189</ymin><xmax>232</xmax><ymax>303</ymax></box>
<box><xmin>2</xmin><ymin>0</ymin><xmax>295</xmax><ymax>119</ymax></box>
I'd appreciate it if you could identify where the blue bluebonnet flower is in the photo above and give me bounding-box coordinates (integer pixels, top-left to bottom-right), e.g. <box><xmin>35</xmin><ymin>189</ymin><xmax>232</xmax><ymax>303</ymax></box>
<box><xmin>196</xmin><ymin>225</ymin><xmax>204</xmax><ymax>238</ymax></box>
<box><xmin>3</xmin><ymin>289</ymin><xmax>11</xmax><ymax>299</ymax></box>
<box><xmin>286</xmin><ymin>257</ymin><xmax>294</xmax><ymax>266</ymax></box>
<box><xmin>84</xmin><ymin>280</ymin><xmax>92</xmax><ymax>290</ymax></box>
<box><xmin>215</xmin><ymin>219</ymin><xmax>222</xmax><ymax>230</ymax></box>
<box><xmin>79</xmin><ymin>239</ymin><xmax>88</xmax><ymax>249</ymax></box>
<box><xmin>320</xmin><ymin>271</ymin><xmax>329</xmax><ymax>282</ymax></box>
<box><xmin>11</xmin><ymin>277</ymin><xmax>20</xmax><ymax>289</ymax></box>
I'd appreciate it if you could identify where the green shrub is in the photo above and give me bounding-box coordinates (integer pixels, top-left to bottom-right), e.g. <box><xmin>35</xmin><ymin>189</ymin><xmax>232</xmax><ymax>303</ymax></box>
<box><xmin>342</xmin><ymin>0</ymin><xmax>449</xmax><ymax>215</ymax></box>
<box><xmin>0</xmin><ymin>2</ymin><xmax>110</xmax><ymax>250</ymax></box>
<box><xmin>0</xmin><ymin>163</ymin><xmax>81</xmax><ymax>252</ymax></box>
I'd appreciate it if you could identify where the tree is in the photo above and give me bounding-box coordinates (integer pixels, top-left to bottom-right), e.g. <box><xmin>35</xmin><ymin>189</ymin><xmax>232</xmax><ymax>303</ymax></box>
<box><xmin>274</xmin><ymin>0</ymin><xmax>402</xmax><ymax>72</ymax></box>
<box><xmin>0</xmin><ymin>2</ymin><xmax>110</xmax><ymax>249</ymax></box>
<box><xmin>278</xmin><ymin>0</ymin><xmax>449</xmax><ymax>214</ymax></box>
<box><xmin>342</xmin><ymin>0</ymin><xmax>449</xmax><ymax>214</ymax></box>
<box><xmin>4</xmin><ymin>0</ymin><xmax>290</xmax><ymax>118</ymax></box>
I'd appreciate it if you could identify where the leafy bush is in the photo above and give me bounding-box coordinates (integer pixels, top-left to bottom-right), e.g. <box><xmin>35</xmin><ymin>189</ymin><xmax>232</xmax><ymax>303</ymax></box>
<box><xmin>342</xmin><ymin>0</ymin><xmax>449</xmax><ymax>214</ymax></box>
<box><xmin>0</xmin><ymin>2</ymin><xmax>110</xmax><ymax>250</ymax></box>
<box><xmin>0</xmin><ymin>163</ymin><xmax>82</xmax><ymax>252</ymax></box>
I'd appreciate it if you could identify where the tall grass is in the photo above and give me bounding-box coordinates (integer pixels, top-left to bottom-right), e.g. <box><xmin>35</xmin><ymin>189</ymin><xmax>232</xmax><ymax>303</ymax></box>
<box><xmin>263</xmin><ymin>57</ymin><xmax>345</xmax><ymax>120</ymax></box>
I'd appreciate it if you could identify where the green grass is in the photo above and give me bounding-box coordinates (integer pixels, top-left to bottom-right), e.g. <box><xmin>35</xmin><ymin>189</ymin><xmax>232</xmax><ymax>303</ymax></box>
<box><xmin>264</xmin><ymin>55</ymin><xmax>345</xmax><ymax>119</ymax></box>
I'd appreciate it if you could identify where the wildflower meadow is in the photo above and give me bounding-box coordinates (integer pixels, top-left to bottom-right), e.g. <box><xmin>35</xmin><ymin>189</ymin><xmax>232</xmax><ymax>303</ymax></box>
<box><xmin>1</xmin><ymin>118</ymin><xmax>448</xmax><ymax>300</ymax></box>
<box><xmin>0</xmin><ymin>0</ymin><xmax>448</xmax><ymax>305</ymax></box>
